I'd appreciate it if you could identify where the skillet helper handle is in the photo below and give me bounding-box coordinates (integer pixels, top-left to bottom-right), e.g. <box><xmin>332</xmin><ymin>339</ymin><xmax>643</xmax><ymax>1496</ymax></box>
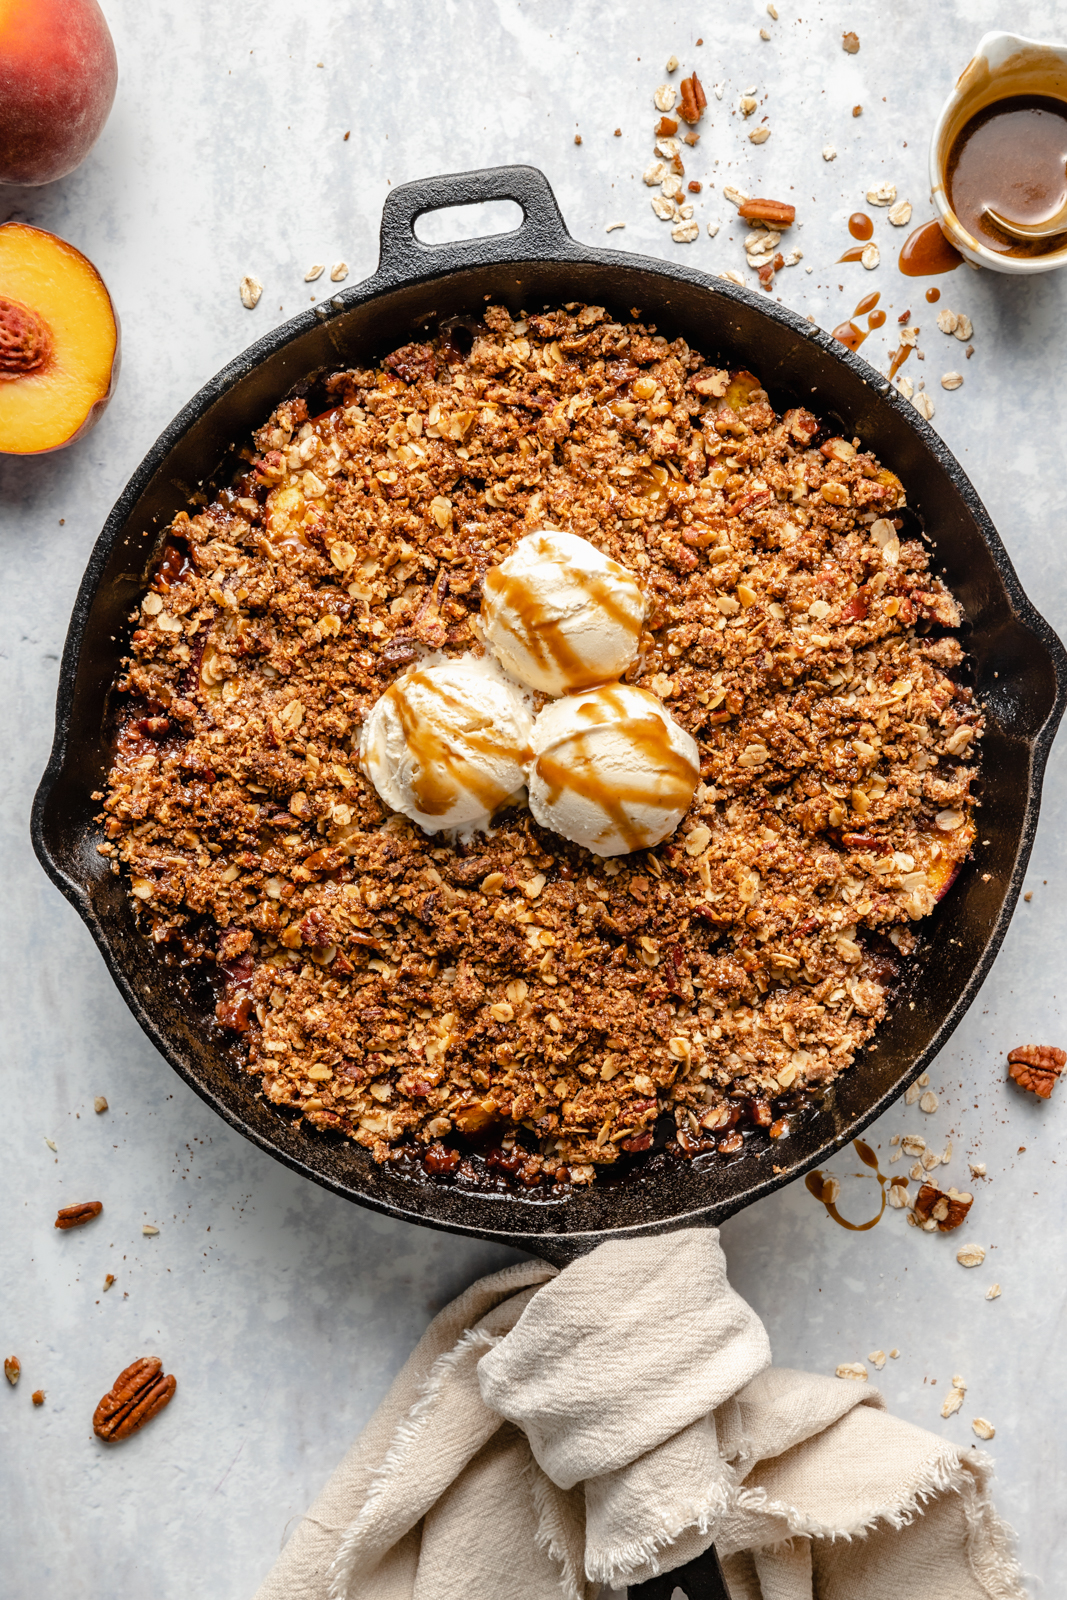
<box><xmin>376</xmin><ymin>163</ymin><xmax>575</xmax><ymax>280</ymax></box>
<box><xmin>628</xmin><ymin>1542</ymin><xmax>732</xmax><ymax>1600</ymax></box>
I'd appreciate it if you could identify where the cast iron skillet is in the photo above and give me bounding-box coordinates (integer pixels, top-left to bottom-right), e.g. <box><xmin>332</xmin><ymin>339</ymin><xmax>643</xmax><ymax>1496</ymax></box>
<box><xmin>32</xmin><ymin>165</ymin><xmax>1067</xmax><ymax>1269</ymax></box>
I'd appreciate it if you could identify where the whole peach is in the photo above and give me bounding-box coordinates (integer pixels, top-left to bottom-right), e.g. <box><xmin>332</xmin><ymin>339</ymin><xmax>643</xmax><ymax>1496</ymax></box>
<box><xmin>0</xmin><ymin>0</ymin><xmax>118</xmax><ymax>186</ymax></box>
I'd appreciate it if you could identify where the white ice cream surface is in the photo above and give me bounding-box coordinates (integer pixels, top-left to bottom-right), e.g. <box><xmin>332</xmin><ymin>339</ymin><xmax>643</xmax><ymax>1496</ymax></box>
<box><xmin>482</xmin><ymin>530</ymin><xmax>646</xmax><ymax>696</ymax></box>
<box><xmin>359</xmin><ymin>653</ymin><xmax>533</xmax><ymax>834</ymax></box>
<box><xmin>527</xmin><ymin>683</ymin><xmax>700</xmax><ymax>856</ymax></box>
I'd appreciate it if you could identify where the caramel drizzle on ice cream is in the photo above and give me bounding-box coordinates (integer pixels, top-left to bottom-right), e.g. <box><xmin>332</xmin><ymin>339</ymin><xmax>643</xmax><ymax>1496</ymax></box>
<box><xmin>534</xmin><ymin>685</ymin><xmax>699</xmax><ymax>851</ymax></box>
<box><xmin>385</xmin><ymin>670</ymin><xmax>530</xmax><ymax>818</ymax></box>
<box><xmin>483</xmin><ymin>537</ymin><xmax>644</xmax><ymax>691</ymax></box>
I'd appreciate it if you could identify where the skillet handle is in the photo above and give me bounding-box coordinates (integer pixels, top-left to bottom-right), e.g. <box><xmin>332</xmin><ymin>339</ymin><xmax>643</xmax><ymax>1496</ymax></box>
<box><xmin>628</xmin><ymin>1542</ymin><xmax>732</xmax><ymax>1600</ymax></box>
<box><xmin>376</xmin><ymin>164</ymin><xmax>576</xmax><ymax>281</ymax></box>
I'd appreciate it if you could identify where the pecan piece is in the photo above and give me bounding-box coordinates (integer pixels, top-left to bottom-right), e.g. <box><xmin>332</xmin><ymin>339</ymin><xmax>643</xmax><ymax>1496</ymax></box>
<box><xmin>738</xmin><ymin>197</ymin><xmax>796</xmax><ymax>227</ymax></box>
<box><xmin>1007</xmin><ymin>1044</ymin><xmax>1066</xmax><ymax>1099</ymax></box>
<box><xmin>913</xmin><ymin>1183</ymin><xmax>973</xmax><ymax>1231</ymax></box>
<box><xmin>677</xmin><ymin>72</ymin><xmax>707</xmax><ymax>124</ymax></box>
<box><xmin>55</xmin><ymin>1201</ymin><xmax>103</xmax><ymax>1230</ymax></box>
<box><xmin>4</xmin><ymin>1356</ymin><xmax>19</xmax><ymax>1386</ymax></box>
<box><xmin>93</xmin><ymin>1356</ymin><xmax>177</xmax><ymax>1442</ymax></box>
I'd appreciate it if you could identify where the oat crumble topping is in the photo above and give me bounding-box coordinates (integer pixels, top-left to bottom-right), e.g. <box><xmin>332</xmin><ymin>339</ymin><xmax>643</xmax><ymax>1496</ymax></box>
<box><xmin>100</xmin><ymin>304</ymin><xmax>981</xmax><ymax>1191</ymax></box>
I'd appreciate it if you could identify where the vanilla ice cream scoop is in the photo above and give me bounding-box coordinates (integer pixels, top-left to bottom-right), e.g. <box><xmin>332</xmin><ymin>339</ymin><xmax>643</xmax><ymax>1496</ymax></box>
<box><xmin>360</xmin><ymin>654</ymin><xmax>532</xmax><ymax>834</ymax></box>
<box><xmin>527</xmin><ymin>683</ymin><xmax>700</xmax><ymax>856</ymax></box>
<box><xmin>482</xmin><ymin>530</ymin><xmax>647</xmax><ymax>696</ymax></box>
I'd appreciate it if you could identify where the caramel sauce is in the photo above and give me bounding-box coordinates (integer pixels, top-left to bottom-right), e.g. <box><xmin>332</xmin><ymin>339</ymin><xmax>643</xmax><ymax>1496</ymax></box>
<box><xmin>848</xmin><ymin>212</ymin><xmax>874</xmax><ymax>240</ymax></box>
<box><xmin>483</xmin><ymin>538</ymin><xmax>644</xmax><ymax>691</ymax></box>
<box><xmin>887</xmin><ymin>343</ymin><xmax>912</xmax><ymax>380</ymax></box>
<box><xmin>386</xmin><ymin>670</ymin><xmax>528</xmax><ymax>818</ymax></box>
<box><xmin>898</xmin><ymin>219</ymin><xmax>963</xmax><ymax>276</ymax></box>
<box><xmin>837</xmin><ymin>245</ymin><xmax>867</xmax><ymax>263</ymax></box>
<box><xmin>831</xmin><ymin>320</ymin><xmax>866</xmax><ymax>351</ymax></box>
<box><xmin>533</xmin><ymin>685</ymin><xmax>698</xmax><ymax>853</ymax></box>
<box><xmin>947</xmin><ymin>94</ymin><xmax>1067</xmax><ymax>255</ymax></box>
<box><xmin>831</xmin><ymin>291</ymin><xmax>884</xmax><ymax>352</ymax></box>
<box><xmin>805</xmin><ymin>1138</ymin><xmax>888</xmax><ymax>1230</ymax></box>
<box><xmin>925</xmin><ymin>286</ymin><xmax>941</xmax><ymax>302</ymax></box>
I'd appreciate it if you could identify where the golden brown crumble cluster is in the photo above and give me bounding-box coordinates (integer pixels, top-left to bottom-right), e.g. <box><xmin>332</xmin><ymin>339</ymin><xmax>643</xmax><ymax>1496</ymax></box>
<box><xmin>99</xmin><ymin>304</ymin><xmax>980</xmax><ymax>1188</ymax></box>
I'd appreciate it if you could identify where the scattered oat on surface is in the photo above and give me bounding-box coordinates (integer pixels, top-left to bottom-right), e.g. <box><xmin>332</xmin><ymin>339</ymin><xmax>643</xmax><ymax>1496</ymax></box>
<box><xmin>842</xmin><ymin>30</ymin><xmax>860</xmax><ymax>52</ymax></box>
<box><xmin>239</xmin><ymin>276</ymin><xmax>263</xmax><ymax>310</ymax></box>
<box><xmin>305</xmin><ymin>265</ymin><xmax>325</xmax><ymax>283</ymax></box>
<box><xmin>936</xmin><ymin>309</ymin><xmax>960</xmax><ymax>335</ymax></box>
<box><xmin>665</xmin><ymin>54</ymin><xmax>679</xmax><ymax>72</ymax></box>
<box><xmin>672</xmin><ymin>222</ymin><xmax>700</xmax><ymax>244</ymax></box>
<box><xmin>957</xmin><ymin>1244</ymin><xmax>986</xmax><ymax>1268</ymax></box>
<box><xmin>644</xmin><ymin>161</ymin><xmax>668</xmax><ymax>186</ymax></box>
<box><xmin>44</xmin><ymin>1137</ymin><xmax>57</xmax><ymax>1153</ymax></box>
<box><xmin>723</xmin><ymin>185</ymin><xmax>749</xmax><ymax>206</ymax></box>
<box><xmin>941</xmin><ymin>1381</ymin><xmax>966</xmax><ymax>1417</ymax></box>
<box><xmin>605</xmin><ymin>221</ymin><xmax>626</xmax><ymax>234</ymax></box>
<box><xmin>904</xmin><ymin>1081</ymin><xmax>922</xmax><ymax>1105</ymax></box>
<box><xmin>986</xmin><ymin>1283</ymin><xmax>1001</xmax><ymax>1300</ymax></box>
<box><xmin>654</xmin><ymin>84</ymin><xmax>677</xmax><ymax>112</ymax></box>
<box><xmin>142</xmin><ymin>1224</ymin><xmax>160</xmax><ymax>1237</ymax></box>
<box><xmin>912</xmin><ymin>392</ymin><xmax>935</xmax><ymax>420</ymax></box>
<box><xmin>861</xmin><ymin>243</ymin><xmax>880</xmax><ymax>270</ymax></box>
<box><xmin>822</xmin><ymin>144</ymin><xmax>838</xmax><ymax>161</ymax></box>
<box><xmin>869</xmin><ymin>1349</ymin><xmax>886</xmax><ymax>1368</ymax></box>
<box><xmin>759</xmin><ymin>28</ymin><xmax>771</xmax><ymax>40</ymax></box>
<box><xmin>330</xmin><ymin>263</ymin><xmax>349</xmax><ymax>283</ymax></box>
<box><xmin>836</xmin><ymin>1363</ymin><xmax>868</xmax><ymax>1381</ymax></box>
<box><xmin>749</xmin><ymin>126</ymin><xmax>771</xmax><ymax>145</ymax></box>
<box><xmin>767</xmin><ymin>2</ymin><xmax>778</xmax><ymax>15</ymax></box>
<box><xmin>719</xmin><ymin>267</ymin><xmax>746</xmax><ymax>285</ymax></box>
<box><xmin>707</xmin><ymin>218</ymin><xmax>722</xmax><ymax>237</ymax></box>
<box><xmin>889</xmin><ymin>1348</ymin><xmax>900</xmax><ymax>1359</ymax></box>
<box><xmin>972</xmin><ymin>1417</ymin><xmax>996</xmax><ymax>1440</ymax></box>
<box><xmin>919</xmin><ymin>1089</ymin><xmax>939</xmax><ymax>1113</ymax></box>
<box><xmin>887</xmin><ymin>1180</ymin><xmax>908</xmax><ymax>1208</ymax></box>
<box><xmin>953</xmin><ymin>315</ymin><xmax>973</xmax><ymax>341</ymax></box>
<box><xmin>888</xmin><ymin>200</ymin><xmax>913</xmax><ymax>227</ymax></box>
<box><xmin>94</xmin><ymin>1096</ymin><xmax>108</xmax><ymax>1114</ymax></box>
<box><xmin>941</xmin><ymin>372</ymin><xmax>963</xmax><ymax>390</ymax></box>
<box><xmin>867</xmin><ymin>182</ymin><xmax>897</xmax><ymax>207</ymax></box>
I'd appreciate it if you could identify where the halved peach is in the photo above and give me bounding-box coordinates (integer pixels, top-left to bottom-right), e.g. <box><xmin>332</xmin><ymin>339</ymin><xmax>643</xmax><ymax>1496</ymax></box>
<box><xmin>0</xmin><ymin>221</ymin><xmax>119</xmax><ymax>455</ymax></box>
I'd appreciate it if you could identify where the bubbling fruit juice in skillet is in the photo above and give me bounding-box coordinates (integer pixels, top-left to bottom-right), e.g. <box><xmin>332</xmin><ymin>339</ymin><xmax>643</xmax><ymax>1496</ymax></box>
<box><xmin>101</xmin><ymin>306</ymin><xmax>981</xmax><ymax>1193</ymax></box>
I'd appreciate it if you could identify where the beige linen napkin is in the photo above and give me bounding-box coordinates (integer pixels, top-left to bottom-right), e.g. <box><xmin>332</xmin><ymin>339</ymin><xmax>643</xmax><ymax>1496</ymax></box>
<box><xmin>254</xmin><ymin>1230</ymin><xmax>1025</xmax><ymax>1600</ymax></box>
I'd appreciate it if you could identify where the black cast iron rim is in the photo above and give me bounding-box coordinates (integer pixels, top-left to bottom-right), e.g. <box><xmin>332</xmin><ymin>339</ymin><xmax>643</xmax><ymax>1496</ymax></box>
<box><xmin>31</xmin><ymin>166</ymin><xmax>1067</xmax><ymax>1264</ymax></box>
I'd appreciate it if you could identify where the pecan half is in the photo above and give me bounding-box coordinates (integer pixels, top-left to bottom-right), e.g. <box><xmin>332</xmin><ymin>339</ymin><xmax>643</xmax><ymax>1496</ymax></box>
<box><xmin>55</xmin><ymin>1201</ymin><xmax>103</xmax><ymax>1230</ymax></box>
<box><xmin>913</xmin><ymin>1182</ymin><xmax>973</xmax><ymax>1231</ymax></box>
<box><xmin>93</xmin><ymin>1356</ymin><xmax>177</xmax><ymax>1442</ymax></box>
<box><xmin>738</xmin><ymin>197</ymin><xmax>796</xmax><ymax>227</ymax></box>
<box><xmin>4</xmin><ymin>1356</ymin><xmax>19</xmax><ymax>1386</ymax></box>
<box><xmin>1007</xmin><ymin>1044</ymin><xmax>1066</xmax><ymax>1099</ymax></box>
<box><xmin>678</xmin><ymin>72</ymin><xmax>707</xmax><ymax>124</ymax></box>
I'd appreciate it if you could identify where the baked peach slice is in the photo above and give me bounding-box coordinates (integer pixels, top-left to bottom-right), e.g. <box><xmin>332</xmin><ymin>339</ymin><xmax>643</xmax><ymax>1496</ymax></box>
<box><xmin>0</xmin><ymin>221</ymin><xmax>119</xmax><ymax>455</ymax></box>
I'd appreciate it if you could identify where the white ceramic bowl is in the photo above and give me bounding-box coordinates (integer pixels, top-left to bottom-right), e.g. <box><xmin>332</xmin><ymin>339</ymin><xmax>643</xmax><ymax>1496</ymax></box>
<box><xmin>929</xmin><ymin>29</ymin><xmax>1067</xmax><ymax>275</ymax></box>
